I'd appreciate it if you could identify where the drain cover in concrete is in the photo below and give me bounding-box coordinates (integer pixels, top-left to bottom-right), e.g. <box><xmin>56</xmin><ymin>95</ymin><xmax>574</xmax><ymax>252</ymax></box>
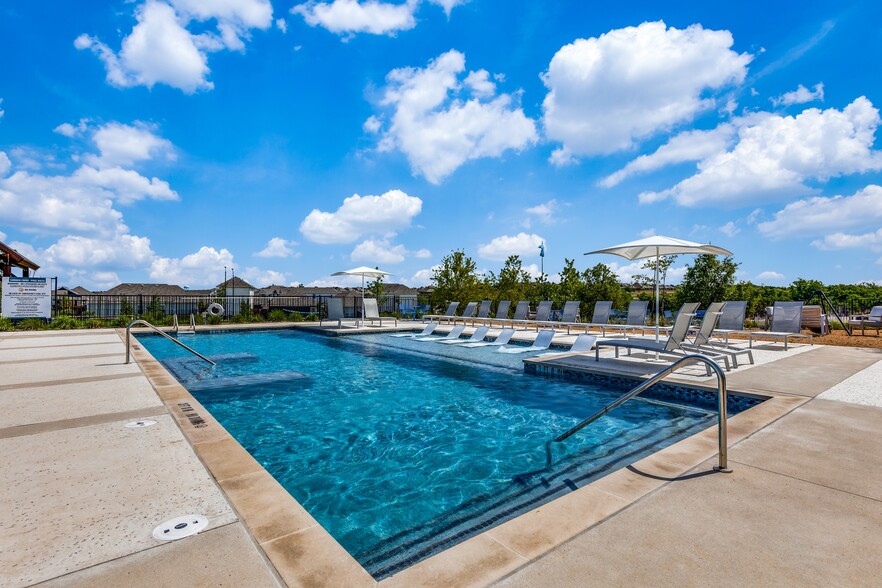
<box><xmin>124</xmin><ymin>419</ymin><xmax>158</xmax><ymax>428</ymax></box>
<box><xmin>152</xmin><ymin>515</ymin><xmax>209</xmax><ymax>541</ymax></box>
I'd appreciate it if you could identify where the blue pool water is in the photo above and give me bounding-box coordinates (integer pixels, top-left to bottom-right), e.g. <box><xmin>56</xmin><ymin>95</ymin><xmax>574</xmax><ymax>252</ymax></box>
<box><xmin>138</xmin><ymin>328</ymin><xmax>759</xmax><ymax>578</ymax></box>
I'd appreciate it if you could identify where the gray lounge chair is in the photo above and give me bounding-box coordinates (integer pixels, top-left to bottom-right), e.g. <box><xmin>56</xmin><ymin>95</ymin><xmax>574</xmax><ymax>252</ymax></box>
<box><xmin>658</xmin><ymin>302</ymin><xmax>701</xmax><ymax>335</ymax></box>
<box><xmin>604</xmin><ymin>300</ymin><xmax>650</xmax><ymax>336</ymax></box>
<box><xmin>320</xmin><ymin>298</ymin><xmax>353</xmax><ymax>327</ymax></box>
<box><xmin>583</xmin><ymin>301</ymin><xmax>613</xmax><ymax>335</ymax></box>
<box><xmin>538</xmin><ymin>300</ymin><xmax>586</xmax><ymax>334</ymax></box>
<box><xmin>468</xmin><ymin>300</ymin><xmax>495</xmax><ymax>326</ymax></box>
<box><xmin>493</xmin><ymin>300</ymin><xmax>511</xmax><ymax>322</ymax></box>
<box><xmin>389</xmin><ymin>322</ymin><xmax>437</xmax><ymax>337</ymax></box>
<box><xmin>538</xmin><ymin>334</ymin><xmax>597</xmax><ymax>357</ymax></box>
<box><xmin>438</xmin><ymin>326</ymin><xmax>490</xmax><ymax>344</ymax></box>
<box><xmin>749</xmin><ymin>301</ymin><xmax>812</xmax><ymax>349</ymax></box>
<box><xmin>689</xmin><ymin>306</ymin><xmax>754</xmax><ymax>368</ymax></box>
<box><xmin>461</xmin><ymin>328</ymin><xmax>516</xmax><ymax>348</ymax></box>
<box><xmin>711</xmin><ymin>301</ymin><xmax>748</xmax><ymax>343</ymax></box>
<box><xmin>507</xmin><ymin>301</ymin><xmax>530</xmax><ymax>329</ymax></box>
<box><xmin>415</xmin><ymin>324</ymin><xmax>465</xmax><ymax>342</ymax></box>
<box><xmin>424</xmin><ymin>302</ymin><xmax>459</xmax><ymax>324</ymax></box>
<box><xmin>515</xmin><ymin>300</ymin><xmax>553</xmax><ymax>331</ymax></box>
<box><xmin>498</xmin><ymin>329</ymin><xmax>556</xmax><ymax>354</ymax></box>
<box><xmin>452</xmin><ymin>302</ymin><xmax>478</xmax><ymax>325</ymax></box>
<box><xmin>362</xmin><ymin>298</ymin><xmax>395</xmax><ymax>327</ymax></box>
<box><xmin>595</xmin><ymin>312</ymin><xmax>730</xmax><ymax>373</ymax></box>
<box><xmin>852</xmin><ymin>305</ymin><xmax>882</xmax><ymax>335</ymax></box>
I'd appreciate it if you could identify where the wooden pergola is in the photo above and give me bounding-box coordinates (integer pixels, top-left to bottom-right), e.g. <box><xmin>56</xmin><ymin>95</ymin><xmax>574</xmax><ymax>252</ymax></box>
<box><xmin>0</xmin><ymin>240</ymin><xmax>39</xmax><ymax>277</ymax></box>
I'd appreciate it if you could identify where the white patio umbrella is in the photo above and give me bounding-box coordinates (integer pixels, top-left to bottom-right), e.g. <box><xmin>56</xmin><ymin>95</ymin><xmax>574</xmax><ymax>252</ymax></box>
<box><xmin>585</xmin><ymin>236</ymin><xmax>733</xmax><ymax>342</ymax></box>
<box><xmin>331</xmin><ymin>266</ymin><xmax>393</xmax><ymax>326</ymax></box>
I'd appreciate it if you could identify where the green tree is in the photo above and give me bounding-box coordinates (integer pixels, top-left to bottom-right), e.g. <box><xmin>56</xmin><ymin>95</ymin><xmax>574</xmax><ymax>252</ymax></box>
<box><xmin>555</xmin><ymin>258</ymin><xmax>586</xmax><ymax>305</ymax></box>
<box><xmin>583</xmin><ymin>263</ymin><xmax>631</xmax><ymax>316</ymax></box>
<box><xmin>431</xmin><ymin>250</ymin><xmax>486</xmax><ymax>309</ymax></box>
<box><xmin>789</xmin><ymin>278</ymin><xmax>824</xmax><ymax>302</ymax></box>
<box><xmin>366</xmin><ymin>270</ymin><xmax>386</xmax><ymax>301</ymax></box>
<box><xmin>487</xmin><ymin>255</ymin><xmax>532</xmax><ymax>303</ymax></box>
<box><xmin>675</xmin><ymin>255</ymin><xmax>739</xmax><ymax>308</ymax></box>
<box><xmin>642</xmin><ymin>255</ymin><xmax>678</xmax><ymax>314</ymax></box>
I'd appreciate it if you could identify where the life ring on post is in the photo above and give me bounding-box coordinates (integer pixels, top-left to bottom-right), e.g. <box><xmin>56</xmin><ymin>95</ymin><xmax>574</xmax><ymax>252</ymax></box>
<box><xmin>207</xmin><ymin>303</ymin><xmax>224</xmax><ymax>316</ymax></box>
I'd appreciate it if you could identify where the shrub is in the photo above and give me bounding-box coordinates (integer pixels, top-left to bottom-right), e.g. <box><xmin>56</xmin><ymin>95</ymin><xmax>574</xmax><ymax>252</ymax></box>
<box><xmin>51</xmin><ymin>316</ymin><xmax>84</xmax><ymax>330</ymax></box>
<box><xmin>0</xmin><ymin>317</ymin><xmax>13</xmax><ymax>331</ymax></box>
<box><xmin>18</xmin><ymin>318</ymin><xmax>48</xmax><ymax>331</ymax></box>
<box><xmin>268</xmin><ymin>309</ymin><xmax>288</xmax><ymax>322</ymax></box>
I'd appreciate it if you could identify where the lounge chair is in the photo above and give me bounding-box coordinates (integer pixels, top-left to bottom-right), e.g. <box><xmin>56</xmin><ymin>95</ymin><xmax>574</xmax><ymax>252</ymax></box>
<box><xmin>515</xmin><ymin>300</ymin><xmax>552</xmax><ymax>331</ymax></box>
<box><xmin>582</xmin><ymin>301</ymin><xmax>613</xmax><ymax>335</ymax></box>
<box><xmin>508</xmin><ymin>301</ymin><xmax>530</xmax><ymax>328</ymax></box>
<box><xmin>498</xmin><ymin>329</ymin><xmax>556</xmax><ymax>354</ymax></box>
<box><xmin>657</xmin><ymin>302</ymin><xmax>701</xmax><ymax>335</ymax></box>
<box><xmin>424</xmin><ymin>302</ymin><xmax>459</xmax><ymax>324</ymax></box>
<box><xmin>474</xmin><ymin>300</ymin><xmax>492</xmax><ymax>320</ymax></box>
<box><xmin>461</xmin><ymin>328</ymin><xmax>516</xmax><ymax>348</ymax></box>
<box><xmin>604</xmin><ymin>300</ymin><xmax>650</xmax><ymax>336</ymax></box>
<box><xmin>492</xmin><ymin>300</ymin><xmax>511</xmax><ymax>323</ymax></box>
<box><xmin>851</xmin><ymin>305</ymin><xmax>882</xmax><ymax>335</ymax></box>
<box><xmin>686</xmin><ymin>304</ymin><xmax>754</xmax><ymax>368</ymax></box>
<box><xmin>362</xmin><ymin>298</ymin><xmax>396</xmax><ymax>327</ymax></box>
<box><xmin>452</xmin><ymin>302</ymin><xmax>478</xmax><ymax>325</ymax></box>
<box><xmin>801</xmin><ymin>305</ymin><xmax>828</xmax><ymax>335</ymax></box>
<box><xmin>389</xmin><ymin>322</ymin><xmax>437</xmax><ymax>338</ymax></box>
<box><xmin>711</xmin><ymin>301</ymin><xmax>748</xmax><ymax>344</ymax></box>
<box><xmin>538</xmin><ymin>334</ymin><xmax>597</xmax><ymax>357</ymax></box>
<box><xmin>320</xmin><ymin>298</ymin><xmax>353</xmax><ymax>327</ymax></box>
<box><xmin>749</xmin><ymin>301</ymin><xmax>812</xmax><ymax>349</ymax></box>
<box><xmin>414</xmin><ymin>325</ymin><xmax>465</xmax><ymax>342</ymax></box>
<box><xmin>595</xmin><ymin>312</ymin><xmax>730</xmax><ymax>373</ymax></box>
<box><xmin>437</xmin><ymin>326</ymin><xmax>490</xmax><ymax>345</ymax></box>
<box><xmin>538</xmin><ymin>300</ymin><xmax>586</xmax><ymax>334</ymax></box>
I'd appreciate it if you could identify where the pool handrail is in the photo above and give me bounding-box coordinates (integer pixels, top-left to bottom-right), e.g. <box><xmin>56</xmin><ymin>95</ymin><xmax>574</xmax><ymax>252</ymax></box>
<box><xmin>125</xmin><ymin>319</ymin><xmax>216</xmax><ymax>366</ymax></box>
<box><xmin>553</xmin><ymin>354</ymin><xmax>731</xmax><ymax>472</ymax></box>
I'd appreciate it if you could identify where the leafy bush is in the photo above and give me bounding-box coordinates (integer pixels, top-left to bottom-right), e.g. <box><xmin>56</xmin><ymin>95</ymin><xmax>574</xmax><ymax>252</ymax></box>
<box><xmin>18</xmin><ymin>318</ymin><xmax>48</xmax><ymax>330</ymax></box>
<box><xmin>0</xmin><ymin>317</ymin><xmax>14</xmax><ymax>331</ymax></box>
<box><xmin>51</xmin><ymin>316</ymin><xmax>84</xmax><ymax>330</ymax></box>
<box><xmin>268</xmin><ymin>309</ymin><xmax>288</xmax><ymax>322</ymax></box>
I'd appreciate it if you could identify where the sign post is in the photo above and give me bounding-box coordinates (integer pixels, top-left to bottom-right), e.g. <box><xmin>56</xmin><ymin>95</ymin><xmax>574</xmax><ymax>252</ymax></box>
<box><xmin>2</xmin><ymin>277</ymin><xmax>52</xmax><ymax>318</ymax></box>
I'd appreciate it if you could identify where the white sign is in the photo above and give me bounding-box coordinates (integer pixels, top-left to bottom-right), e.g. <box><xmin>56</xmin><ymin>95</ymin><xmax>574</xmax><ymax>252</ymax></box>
<box><xmin>2</xmin><ymin>277</ymin><xmax>52</xmax><ymax>318</ymax></box>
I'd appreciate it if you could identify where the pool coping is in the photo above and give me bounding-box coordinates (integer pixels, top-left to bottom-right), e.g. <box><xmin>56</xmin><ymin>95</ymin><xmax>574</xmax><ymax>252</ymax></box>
<box><xmin>121</xmin><ymin>325</ymin><xmax>809</xmax><ymax>588</ymax></box>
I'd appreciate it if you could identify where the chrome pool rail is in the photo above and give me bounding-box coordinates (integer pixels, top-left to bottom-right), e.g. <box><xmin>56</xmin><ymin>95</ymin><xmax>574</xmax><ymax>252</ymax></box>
<box><xmin>552</xmin><ymin>354</ymin><xmax>731</xmax><ymax>473</ymax></box>
<box><xmin>125</xmin><ymin>319</ymin><xmax>216</xmax><ymax>366</ymax></box>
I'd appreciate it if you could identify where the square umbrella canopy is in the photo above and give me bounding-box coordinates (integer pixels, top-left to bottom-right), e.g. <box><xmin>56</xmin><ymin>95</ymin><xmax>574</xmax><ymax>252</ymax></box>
<box><xmin>331</xmin><ymin>266</ymin><xmax>393</xmax><ymax>325</ymax></box>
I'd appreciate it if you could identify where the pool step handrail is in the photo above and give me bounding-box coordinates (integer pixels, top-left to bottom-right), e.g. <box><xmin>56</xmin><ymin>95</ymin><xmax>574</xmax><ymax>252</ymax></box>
<box><xmin>125</xmin><ymin>319</ymin><xmax>216</xmax><ymax>366</ymax></box>
<box><xmin>553</xmin><ymin>354</ymin><xmax>731</xmax><ymax>472</ymax></box>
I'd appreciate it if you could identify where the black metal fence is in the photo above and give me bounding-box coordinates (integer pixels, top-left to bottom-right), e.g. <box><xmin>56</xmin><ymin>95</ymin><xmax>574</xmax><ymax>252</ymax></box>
<box><xmin>51</xmin><ymin>292</ymin><xmax>426</xmax><ymax>321</ymax></box>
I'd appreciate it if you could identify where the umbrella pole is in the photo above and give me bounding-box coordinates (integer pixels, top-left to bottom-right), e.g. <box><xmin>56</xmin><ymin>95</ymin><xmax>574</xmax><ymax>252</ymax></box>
<box><xmin>361</xmin><ymin>274</ymin><xmax>365</xmax><ymax>328</ymax></box>
<box><xmin>655</xmin><ymin>247</ymin><xmax>658</xmax><ymax>343</ymax></box>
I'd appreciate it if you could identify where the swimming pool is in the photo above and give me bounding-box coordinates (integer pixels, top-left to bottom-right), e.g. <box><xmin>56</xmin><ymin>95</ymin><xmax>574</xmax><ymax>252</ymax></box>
<box><xmin>138</xmin><ymin>328</ymin><xmax>760</xmax><ymax>578</ymax></box>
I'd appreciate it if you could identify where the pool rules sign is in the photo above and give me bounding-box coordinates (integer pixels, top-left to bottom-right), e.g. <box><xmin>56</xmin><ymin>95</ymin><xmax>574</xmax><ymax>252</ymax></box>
<box><xmin>2</xmin><ymin>277</ymin><xmax>51</xmax><ymax>318</ymax></box>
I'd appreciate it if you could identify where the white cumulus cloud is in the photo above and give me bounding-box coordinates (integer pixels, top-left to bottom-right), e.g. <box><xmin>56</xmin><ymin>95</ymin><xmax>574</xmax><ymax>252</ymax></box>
<box><xmin>85</xmin><ymin>122</ymin><xmax>176</xmax><ymax>168</ymax></box>
<box><xmin>542</xmin><ymin>21</ymin><xmax>751</xmax><ymax>161</ymax></box>
<box><xmin>771</xmin><ymin>82</ymin><xmax>824</xmax><ymax>107</ymax></box>
<box><xmin>371</xmin><ymin>50</ymin><xmax>537</xmax><ymax>184</ymax></box>
<box><xmin>757</xmin><ymin>271</ymin><xmax>785</xmax><ymax>281</ymax></box>
<box><xmin>477</xmin><ymin>232</ymin><xmax>544</xmax><ymax>261</ymax></box>
<box><xmin>292</xmin><ymin>0</ymin><xmax>417</xmax><ymax>37</ymax></box>
<box><xmin>76</xmin><ymin>0</ymin><xmax>272</xmax><ymax>93</ymax></box>
<box><xmin>300</xmin><ymin>189</ymin><xmax>422</xmax><ymax>244</ymax></box>
<box><xmin>350</xmin><ymin>238</ymin><xmax>429</xmax><ymax>264</ymax></box>
<box><xmin>639</xmin><ymin>98</ymin><xmax>882</xmax><ymax>206</ymax></box>
<box><xmin>758</xmin><ymin>185</ymin><xmax>882</xmax><ymax>239</ymax></box>
<box><xmin>719</xmin><ymin>221</ymin><xmax>740</xmax><ymax>237</ymax></box>
<box><xmin>255</xmin><ymin>237</ymin><xmax>298</xmax><ymax>257</ymax></box>
<box><xmin>149</xmin><ymin>245</ymin><xmax>234</xmax><ymax>287</ymax></box>
<box><xmin>812</xmin><ymin>228</ymin><xmax>882</xmax><ymax>251</ymax></box>
<box><xmin>240</xmin><ymin>266</ymin><xmax>288</xmax><ymax>287</ymax></box>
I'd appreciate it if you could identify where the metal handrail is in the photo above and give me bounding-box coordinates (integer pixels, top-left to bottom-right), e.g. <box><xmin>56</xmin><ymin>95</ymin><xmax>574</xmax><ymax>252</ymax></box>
<box><xmin>553</xmin><ymin>354</ymin><xmax>731</xmax><ymax>472</ymax></box>
<box><xmin>125</xmin><ymin>319</ymin><xmax>216</xmax><ymax>366</ymax></box>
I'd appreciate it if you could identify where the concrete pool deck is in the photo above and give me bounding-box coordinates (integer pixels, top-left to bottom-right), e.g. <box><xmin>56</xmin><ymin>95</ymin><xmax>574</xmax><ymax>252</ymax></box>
<box><xmin>1</xmin><ymin>325</ymin><xmax>881</xmax><ymax>586</ymax></box>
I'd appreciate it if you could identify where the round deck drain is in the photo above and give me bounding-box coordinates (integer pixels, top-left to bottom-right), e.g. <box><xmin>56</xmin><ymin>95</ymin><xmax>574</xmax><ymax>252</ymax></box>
<box><xmin>152</xmin><ymin>515</ymin><xmax>208</xmax><ymax>541</ymax></box>
<box><xmin>124</xmin><ymin>419</ymin><xmax>157</xmax><ymax>429</ymax></box>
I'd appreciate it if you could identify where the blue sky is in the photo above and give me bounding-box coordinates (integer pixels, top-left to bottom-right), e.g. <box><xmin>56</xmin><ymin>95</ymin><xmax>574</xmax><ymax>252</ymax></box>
<box><xmin>2</xmin><ymin>0</ymin><xmax>882</xmax><ymax>290</ymax></box>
